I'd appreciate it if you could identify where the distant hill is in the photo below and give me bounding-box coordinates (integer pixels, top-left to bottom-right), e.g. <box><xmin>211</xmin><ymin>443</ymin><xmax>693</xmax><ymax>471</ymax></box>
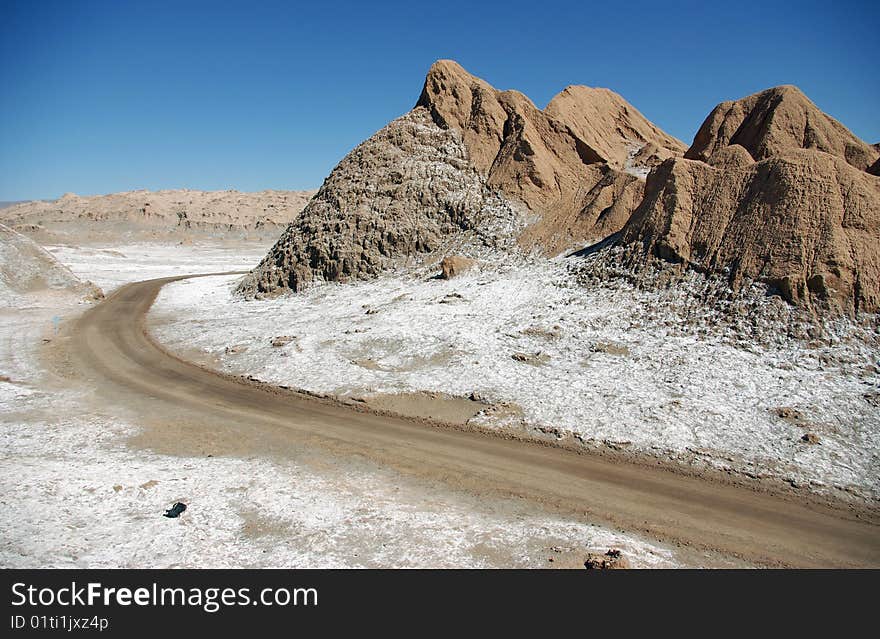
<box><xmin>0</xmin><ymin>189</ymin><xmax>316</xmax><ymax>243</ymax></box>
<box><xmin>0</xmin><ymin>201</ymin><xmax>36</xmax><ymax>210</ymax></box>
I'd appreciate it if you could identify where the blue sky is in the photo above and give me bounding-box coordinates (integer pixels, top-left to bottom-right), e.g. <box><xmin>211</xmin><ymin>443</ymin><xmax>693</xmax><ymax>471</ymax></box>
<box><xmin>1</xmin><ymin>0</ymin><xmax>877</xmax><ymax>200</ymax></box>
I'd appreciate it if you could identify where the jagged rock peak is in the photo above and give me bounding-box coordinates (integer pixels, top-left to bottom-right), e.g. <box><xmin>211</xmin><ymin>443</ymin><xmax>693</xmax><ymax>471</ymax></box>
<box><xmin>685</xmin><ymin>85</ymin><xmax>879</xmax><ymax>171</ymax></box>
<box><xmin>235</xmin><ymin>108</ymin><xmax>522</xmax><ymax>297</ymax></box>
<box><xmin>544</xmin><ymin>84</ymin><xmax>686</xmax><ymax>168</ymax></box>
<box><xmin>619</xmin><ymin>148</ymin><xmax>880</xmax><ymax>314</ymax></box>
<box><xmin>416</xmin><ymin>59</ymin><xmax>685</xmax><ymax>253</ymax></box>
<box><xmin>417</xmin><ymin>59</ymin><xmax>685</xmax><ymax>172</ymax></box>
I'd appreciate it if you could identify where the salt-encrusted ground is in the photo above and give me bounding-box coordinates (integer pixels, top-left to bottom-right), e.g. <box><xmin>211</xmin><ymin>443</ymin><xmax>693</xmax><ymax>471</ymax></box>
<box><xmin>151</xmin><ymin>256</ymin><xmax>880</xmax><ymax>502</ymax></box>
<box><xmin>0</xmin><ymin>243</ymin><xmax>690</xmax><ymax>568</ymax></box>
<box><xmin>45</xmin><ymin>242</ymin><xmax>269</xmax><ymax>293</ymax></box>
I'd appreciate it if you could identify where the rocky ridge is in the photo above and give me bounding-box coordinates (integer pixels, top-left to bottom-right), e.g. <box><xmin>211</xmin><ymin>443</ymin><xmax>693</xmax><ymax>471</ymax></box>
<box><xmin>617</xmin><ymin>86</ymin><xmax>880</xmax><ymax>314</ymax></box>
<box><xmin>417</xmin><ymin>60</ymin><xmax>686</xmax><ymax>253</ymax></box>
<box><xmin>240</xmin><ymin>60</ymin><xmax>684</xmax><ymax>295</ymax></box>
<box><xmin>238</xmin><ymin>61</ymin><xmax>878</xmax><ymax>315</ymax></box>
<box><xmin>685</xmin><ymin>85</ymin><xmax>877</xmax><ymax>171</ymax></box>
<box><xmin>0</xmin><ymin>189</ymin><xmax>316</xmax><ymax>243</ymax></box>
<box><xmin>236</xmin><ymin>108</ymin><xmax>523</xmax><ymax>296</ymax></box>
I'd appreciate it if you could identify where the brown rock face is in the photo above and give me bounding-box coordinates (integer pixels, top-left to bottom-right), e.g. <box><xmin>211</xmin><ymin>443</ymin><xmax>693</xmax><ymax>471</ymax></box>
<box><xmin>685</xmin><ymin>85</ymin><xmax>879</xmax><ymax>172</ymax></box>
<box><xmin>544</xmin><ymin>85</ymin><xmax>685</xmax><ymax>169</ymax></box>
<box><xmin>416</xmin><ymin>60</ymin><xmax>509</xmax><ymax>176</ymax></box>
<box><xmin>417</xmin><ymin>60</ymin><xmax>685</xmax><ymax>253</ymax></box>
<box><xmin>617</xmin><ymin>85</ymin><xmax>880</xmax><ymax>314</ymax></box>
<box><xmin>620</xmin><ymin>149</ymin><xmax>880</xmax><ymax>313</ymax></box>
<box><xmin>517</xmin><ymin>164</ymin><xmax>644</xmax><ymax>255</ymax></box>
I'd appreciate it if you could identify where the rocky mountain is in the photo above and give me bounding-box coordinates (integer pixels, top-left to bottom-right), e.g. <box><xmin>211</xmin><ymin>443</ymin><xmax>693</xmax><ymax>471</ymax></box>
<box><xmin>0</xmin><ymin>189</ymin><xmax>316</xmax><ymax>243</ymax></box>
<box><xmin>239</xmin><ymin>60</ymin><xmax>683</xmax><ymax>295</ymax></box>
<box><xmin>619</xmin><ymin>87</ymin><xmax>880</xmax><ymax>314</ymax></box>
<box><xmin>0</xmin><ymin>223</ymin><xmax>102</xmax><ymax>303</ymax></box>
<box><xmin>236</xmin><ymin>109</ymin><xmax>522</xmax><ymax>295</ymax></box>
<box><xmin>685</xmin><ymin>85</ymin><xmax>877</xmax><ymax>171</ymax></box>
<box><xmin>417</xmin><ymin>60</ymin><xmax>685</xmax><ymax>253</ymax></box>
<box><xmin>239</xmin><ymin>62</ymin><xmax>878</xmax><ymax>314</ymax></box>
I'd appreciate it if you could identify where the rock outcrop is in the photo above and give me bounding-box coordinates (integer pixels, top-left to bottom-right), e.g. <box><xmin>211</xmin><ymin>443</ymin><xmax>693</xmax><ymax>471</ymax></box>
<box><xmin>685</xmin><ymin>85</ymin><xmax>878</xmax><ymax>172</ymax></box>
<box><xmin>241</xmin><ymin>60</ymin><xmax>684</xmax><ymax>296</ymax></box>
<box><xmin>236</xmin><ymin>109</ymin><xmax>521</xmax><ymax>296</ymax></box>
<box><xmin>618</xmin><ymin>86</ymin><xmax>880</xmax><ymax>314</ymax></box>
<box><xmin>0</xmin><ymin>223</ymin><xmax>102</xmax><ymax>303</ymax></box>
<box><xmin>0</xmin><ymin>189</ymin><xmax>316</xmax><ymax>243</ymax></box>
<box><xmin>439</xmin><ymin>255</ymin><xmax>477</xmax><ymax>279</ymax></box>
<box><xmin>241</xmin><ymin>66</ymin><xmax>877</xmax><ymax>313</ymax></box>
<box><xmin>544</xmin><ymin>85</ymin><xmax>685</xmax><ymax>169</ymax></box>
<box><xmin>417</xmin><ymin>60</ymin><xmax>685</xmax><ymax>253</ymax></box>
<box><xmin>583</xmin><ymin>549</ymin><xmax>630</xmax><ymax>570</ymax></box>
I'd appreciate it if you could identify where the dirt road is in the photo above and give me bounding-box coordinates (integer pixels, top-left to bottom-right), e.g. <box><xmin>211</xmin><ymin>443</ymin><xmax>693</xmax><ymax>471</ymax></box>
<box><xmin>65</xmin><ymin>274</ymin><xmax>880</xmax><ymax>567</ymax></box>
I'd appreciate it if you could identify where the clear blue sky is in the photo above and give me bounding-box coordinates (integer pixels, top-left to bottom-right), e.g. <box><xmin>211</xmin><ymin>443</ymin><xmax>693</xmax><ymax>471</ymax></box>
<box><xmin>1</xmin><ymin>0</ymin><xmax>877</xmax><ymax>200</ymax></box>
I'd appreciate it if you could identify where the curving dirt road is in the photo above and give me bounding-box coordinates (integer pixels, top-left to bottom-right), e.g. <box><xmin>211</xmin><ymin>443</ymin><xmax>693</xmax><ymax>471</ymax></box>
<box><xmin>66</xmin><ymin>274</ymin><xmax>880</xmax><ymax>567</ymax></box>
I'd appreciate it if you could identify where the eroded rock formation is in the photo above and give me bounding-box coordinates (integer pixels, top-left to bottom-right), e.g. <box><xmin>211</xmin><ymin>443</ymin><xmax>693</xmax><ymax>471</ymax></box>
<box><xmin>241</xmin><ymin>60</ymin><xmax>684</xmax><ymax>295</ymax></box>
<box><xmin>619</xmin><ymin>86</ymin><xmax>880</xmax><ymax>314</ymax></box>
<box><xmin>417</xmin><ymin>60</ymin><xmax>685</xmax><ymax>253</ymax></box>
<box><xmin>236</xmin><ymin>109</ymin><xmax>520</xmax><ymax>295</ymax></box>
<box><xmin>0</xmin><ymin>189</ymin><xmax>315</xmax><ymax>242</ymax></box>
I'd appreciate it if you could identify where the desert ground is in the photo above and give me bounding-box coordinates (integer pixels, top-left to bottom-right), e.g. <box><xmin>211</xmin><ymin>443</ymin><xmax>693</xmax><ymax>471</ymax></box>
<box><xmin>2</xmin><ymin>61</ymin><xmax>878</xmax><ymax>569</ymax></box>
<box><xmin>0</xmin><ymin>237</ymin><xmax>875</xmax><ymax>568</ymax></box>
<box><xmin>1</xmin><ymin>240</ymin><xmax>737</xmax><ymax>568</ymax></box>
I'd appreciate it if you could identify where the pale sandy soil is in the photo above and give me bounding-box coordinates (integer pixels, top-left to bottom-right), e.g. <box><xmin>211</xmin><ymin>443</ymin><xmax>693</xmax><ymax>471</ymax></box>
<box><xmin>0</xmin><ymin>189</ymin><xmax>315</xmax><ymax>244</ymax></box>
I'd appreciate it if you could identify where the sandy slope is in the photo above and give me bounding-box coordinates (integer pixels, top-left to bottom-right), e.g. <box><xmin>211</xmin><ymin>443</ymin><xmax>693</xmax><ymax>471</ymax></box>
<box><xmin>0</xmin><ymin>223</ymin><xmax>102</xmax><ymax>305</ymax></box>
